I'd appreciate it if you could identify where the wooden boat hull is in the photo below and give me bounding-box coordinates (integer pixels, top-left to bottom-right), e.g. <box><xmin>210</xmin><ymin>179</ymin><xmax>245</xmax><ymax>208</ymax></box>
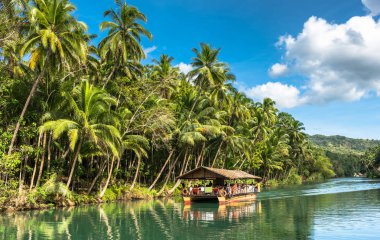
<box><xmin>184</xmin><ymin>193</ymin><xmax>258</xmax><ymax>205</ymax></box>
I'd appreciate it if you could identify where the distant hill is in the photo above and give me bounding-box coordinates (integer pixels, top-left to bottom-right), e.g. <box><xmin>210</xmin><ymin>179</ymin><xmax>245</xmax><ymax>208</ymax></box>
<box><xmin>308</xmin><ymin>134</ymin><xmax>380</xmax><ymax>155</ymax></box>
<box><xmin>308</xmin><ymin>135</ymin><xmax>380</xmax><ymax>177</ymax></box>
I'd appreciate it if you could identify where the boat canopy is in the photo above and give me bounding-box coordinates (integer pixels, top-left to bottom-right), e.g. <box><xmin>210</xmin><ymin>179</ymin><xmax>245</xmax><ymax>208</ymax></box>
<box><xmin>176</xmin><ymin>166</ymin><xmax>262</xmax><ymax>180</ymax></box>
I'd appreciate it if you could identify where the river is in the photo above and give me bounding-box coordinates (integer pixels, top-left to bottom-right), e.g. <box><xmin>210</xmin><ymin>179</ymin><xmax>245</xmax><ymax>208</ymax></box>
<box><xmin>1</xmin><ymin>178</ymin><xmax>380</xmax><ymax>239</ymax></box>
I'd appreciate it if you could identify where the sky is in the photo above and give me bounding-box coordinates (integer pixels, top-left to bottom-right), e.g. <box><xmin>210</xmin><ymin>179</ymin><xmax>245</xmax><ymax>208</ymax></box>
<box><xmin>70</xmin><ymin>0</ymin><xmax>380</xmax><ymax>139</ymax></box>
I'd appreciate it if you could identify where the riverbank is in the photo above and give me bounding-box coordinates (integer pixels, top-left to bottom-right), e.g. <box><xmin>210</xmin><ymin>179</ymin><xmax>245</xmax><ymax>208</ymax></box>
<box><xmin>0</xmin><ymin>175</ymin><xmax>330</xmax><ymax>213</ymax></box>
<box><xmin>0</xmin><ymin>184</ymin><xmax>178</xmax><ymax>213</ymax></box>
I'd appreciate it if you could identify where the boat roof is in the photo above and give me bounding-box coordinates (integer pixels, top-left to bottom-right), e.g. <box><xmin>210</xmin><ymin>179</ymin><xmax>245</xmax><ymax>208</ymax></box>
<box><xmin>176</xmin><ymin>166</ymin><xmax>262</xmax><ymax>180</ymax></box>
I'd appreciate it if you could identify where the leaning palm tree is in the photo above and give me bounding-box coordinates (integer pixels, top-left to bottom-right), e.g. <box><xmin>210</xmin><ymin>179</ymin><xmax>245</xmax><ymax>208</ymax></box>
<box><xmin>39</xmin><ymin>80</ymin><xmax>121</xmax><ymax>187</ymax></box>
<box><xmin>8</xmin><ymin>0</ymin><xmax>88</xmax><ymax>154</ymax></box>
<box><xmin>99</xmin><ymin>0</ymin><xmax>152</xmax><ymax>86</ymax></box>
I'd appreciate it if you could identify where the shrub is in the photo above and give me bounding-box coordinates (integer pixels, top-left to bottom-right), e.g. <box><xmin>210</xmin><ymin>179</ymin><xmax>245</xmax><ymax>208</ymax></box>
<box><xmin>306</xmin><ymin>173</ymin><xmax>324</xmax><ymax>182</ymax></box>
<box><xmin>102</xmin><ymin>188</ymin><xmax>117</xmax><ymax>202</ymax></box>
<box><xmin>284</xmin><ymin>173</ymin><xmax>302</xmax><ymax>185</ymax></box>
<box><xmin>266</xmin><ymin>179</ymin><xmax>280</xmax><ymax>187</ymax></box>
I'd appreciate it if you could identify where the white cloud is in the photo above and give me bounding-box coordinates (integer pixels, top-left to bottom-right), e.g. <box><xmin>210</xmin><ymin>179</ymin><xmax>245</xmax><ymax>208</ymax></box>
<box><xmin>271</xmin><ymin>15</ymin><xmax>380</xmax><ymax>106</ymax></box>
<box><xmin>243</xmin><ymin>82</ymin><xmax>305</xmax><ymax>109</ymax></box>
<box><xmin>143</xmin><ymin>46</ymin><xmax>157</xmax><ymax>57</ymax></box>
<box><xmin>362</xmin><ymin>0</ymin><xmax>380</xmax><ymax>16</ymax></box>
<box><xmin>175</xmin><ymin>62</ymin><xmax>193</xmax><ymax>74</ymax></box>
<box><xmin>269</xmin><ymin>63</ymin><xmax>288</xmax><ymax>77</ymax></box>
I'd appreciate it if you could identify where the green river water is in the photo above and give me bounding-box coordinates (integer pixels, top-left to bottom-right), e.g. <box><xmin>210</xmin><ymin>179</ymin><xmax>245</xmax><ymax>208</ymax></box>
<box><xmin>1</xmin><ymin>178</ymin><xmax>380</xmax><ymax>239</ymax></box>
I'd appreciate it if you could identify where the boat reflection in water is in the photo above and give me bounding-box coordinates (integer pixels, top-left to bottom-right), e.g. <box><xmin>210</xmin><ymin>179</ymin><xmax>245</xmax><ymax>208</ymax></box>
<box><xmin>183</xmin><ymin>201</ymin><xmax>262</xmax><ymax>222</ymax></box>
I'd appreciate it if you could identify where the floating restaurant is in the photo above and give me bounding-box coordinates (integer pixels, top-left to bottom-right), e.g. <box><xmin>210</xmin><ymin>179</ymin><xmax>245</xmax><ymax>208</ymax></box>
<box><xmin>177</xmin><ymin>166</ymin><xmax>262</xmax><ymax>205</ymax></box>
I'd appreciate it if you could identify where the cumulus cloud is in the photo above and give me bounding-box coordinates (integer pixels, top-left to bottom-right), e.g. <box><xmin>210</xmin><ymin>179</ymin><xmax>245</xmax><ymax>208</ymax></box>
<box><xmin>269</xmin><ymin>63</ymin><xmax>288</xmax><ymax>77</ymax></box>
<box><xmin>243</xmin><ymin>82</ymin><xmax>304</xmax><ymax>109</ymax></box>
<box><xmin>265</xmin><ymin>15</ymin><xmax>380</xmax><ymax>107</ymax></box>
<box><xmin>175</xmin><ymin>62</ymin><xmax>193</xmax><ymax>74</ymax></box>
<box><xmin>143</xmin><ymin>46</ymin><xmax>157</xmax><ymax>57</ymax></box>
<box><xmin>362</xmin><ymin>0</ymin><xmax>380</xmax><ymax>16</ymax></box>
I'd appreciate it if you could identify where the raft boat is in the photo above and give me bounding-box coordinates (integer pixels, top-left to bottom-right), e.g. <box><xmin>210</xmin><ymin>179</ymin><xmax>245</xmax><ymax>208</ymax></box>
<box><xmin>177</xmin><ymin>166</ymin><xmax>262</xmax><ymax>205</ymax></box>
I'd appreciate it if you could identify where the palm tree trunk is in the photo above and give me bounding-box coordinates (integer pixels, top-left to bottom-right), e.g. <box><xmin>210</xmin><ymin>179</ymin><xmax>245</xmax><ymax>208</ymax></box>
<box><xmin>18</xmin><ymin>155</ymin><xmax>27</xmax><ymax>194</ymax></box>
<box><xmin>66</xmin><ymin>139</ymin><xmax>83</xmax><ymax>188</ymax></box>
<box><xmin>115</xmin><ymin>156</ymin><xmax>121</xmax><ymax>172</ymax></box>
<box><xmin>211</xmin><ymin>141</ymin><xmax>223</xmax><ymax>167</ymax></box>
<box><xmin>8</xmin><ymin>72</ymin><xmax>44</xmax><ymax>155</ymax></box>
<box><xmin>87</xmin><ymin>160</ymin><xmax>107</xmax><ymax>194</ymax></box>
<box><xmin>157</xmin><ymin>152</ymin><xmax>181</xmax><ymax>196</ymax></box>
<box><xmin>187</xmin><ymin>86</ymin><xmax>201</xmax><ymax>119</ymax></box>
<box><xmin>61</xmin><ymin>146</ymin><xmax>70</xmax><ymax>159</ymax></box>
<box><xmin>239</xmin><ymin>157</ymin><xmax>247</xmax><ymax>169</ymax></box>
<box><xmin>36</xmin><ymin>132</ymin><xmax>47</xmax><ymax>187</ymax></box>
<box><xmin>167</xmin><ymin>149</ymin><xmax>189</xmax><ymax>195</ymax></box>
<box><xmin>148</xmin><ymin>150</ymin><xmax>174</xmax><ymax>191</ymax></box>
<box><xmin>130</xmin><ymin>157</ymin><xmax>141</xmax><ymax>190</ymax></box>
<box><xmin>196</xmin><ymin>143</ymin><xmax>205</xmax><ymax>167</ymax></box>
<box><xmin>102</xmin><ymin>65</ymin><xmax>117</xmax><ymax>89</ymax></box>
<box><xmin>98</xmin><ymin>156</ymin><xmax>115</xmax><ymax>198</ymax></box>
<box><xmin>30</xmin><ymin>133</ymin><xmax>42</xmax><ymax>190</ymax></box>
<box><xmin>47</xmin><ymin>134</ymin><xmax>52</xmax><ymax>172</ymax></box>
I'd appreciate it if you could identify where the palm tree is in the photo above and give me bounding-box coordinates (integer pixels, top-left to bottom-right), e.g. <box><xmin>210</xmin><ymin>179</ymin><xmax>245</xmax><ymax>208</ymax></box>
<box><xmin>260</xmin><ymin>128</ymin><xmax>288</xmax><ymax>180</ymax></box>
<box><xmin>261</xmin><ymin>98</ymin><xmax>278</xmax><ymax>127</ymax></box>
<box><xmin>250</xmin><ymin>108</ymin><xmax>272</xmax><ymax>143</ymax></box>
<box><xmin>287</xmin><ymin>119</ymin><xmax>307</xmax><ymax>173</ymax></box>
<box><xmin>186</xmin><ymin>43</ymin><xmax>235</xmax><ymax>119</ymax></box>
<box><xmin>229</xmin><ymin>91</ymin><xmax>251</xmax><ymax>126</ymax></box>
<box><xmin>99</xmin><ymin>0</ymin><xmax>152</xmax><ymax>87</ymax></box>
<box><xmin>188</xmin><ymin>43</ymin><xmax>232</xmax><ymax>89</ymax></box>
<box><xmin>1</xmin><ymin>39</ymin><xmax>27</xmax><ymax>78</ymax></box>
<box><xmin>151</xmin><ymin>54</ymin><xmax>180</xmax><ymax>99</ymax></box>
<box><xmin>8</xmin><ymin>0</ymin><xmax>88</xmax><ymax>154</ymax></box>
<box><xmin>39</xmin><ymin>80</ymin><xmax>121</xmax><ymax>187</ymax></box>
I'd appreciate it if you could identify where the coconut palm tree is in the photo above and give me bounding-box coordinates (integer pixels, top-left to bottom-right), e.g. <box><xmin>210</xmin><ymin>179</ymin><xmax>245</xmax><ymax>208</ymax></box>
<box><xmin>260</xmin><ymin>128</ymin><xmax>288</xmax><ymax>180</ymax></box>
<box><xmin>99</xmin><ymin>0</ymin><xmax>152</xmax><ymax>87</ymax></box>
<box><xmin>8</xmin><ymin>0</ymin><xmax>88</xmax><ymax>154</ymax></box>
<box><xmin>260</xmin><ymin>98</ymin><xmax>278</xmax><ymax>127</ymax></box>
<box><xmin>229</xmin><ymin>91</ymin><xmax>251</xmax><ymax>126</ymax></box>
<box><xmin>250</xmin><ymin>108</ymin><xmax>272</xmax><ymax>143</ymax></box>
<box><xmin>39</xmin><ymin>80</ymin><xmax>121</xmax><ymax>187</ymax></box>
<box><xmin>151</xmin><ymin>54</ymin><xmax>180</xmax><ymax>99</ymax></box>
<box><xmin>188</xmin><ymin>43</ymin><xmax>232</xmax><ymax>89</ymax></box>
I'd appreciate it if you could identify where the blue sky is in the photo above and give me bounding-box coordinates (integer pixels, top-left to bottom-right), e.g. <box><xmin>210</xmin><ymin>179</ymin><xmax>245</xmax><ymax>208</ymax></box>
<box><xmin>71</xmin><ymin>0</ymin><xmax>380</xmax><ymax>139</ymax></box>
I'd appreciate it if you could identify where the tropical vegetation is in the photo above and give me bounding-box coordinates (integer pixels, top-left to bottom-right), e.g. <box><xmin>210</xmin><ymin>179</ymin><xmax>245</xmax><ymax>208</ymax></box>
<box><xmin>309</xmin><ymin>134</ymin><xmax>380</xmax><ymax>177</ymax></box>
<box><xmin>0</xmin><ymin>0</ymin><xmax>336</xmax><ymax>209</ymax></box>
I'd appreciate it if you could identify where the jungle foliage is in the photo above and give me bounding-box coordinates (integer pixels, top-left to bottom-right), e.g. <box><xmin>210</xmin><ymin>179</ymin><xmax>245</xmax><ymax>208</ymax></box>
<box><xmin>0</xmin><ymin>0</ymin><xmax>336</xmax><ymax>208</ymax></box>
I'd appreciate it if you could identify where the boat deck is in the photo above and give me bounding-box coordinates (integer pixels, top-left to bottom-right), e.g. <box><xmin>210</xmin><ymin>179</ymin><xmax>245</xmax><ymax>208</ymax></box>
<box><xmin>184</xmin><ymin>192</ymin><xmax>258</xmax><ymax>205</ymax></box>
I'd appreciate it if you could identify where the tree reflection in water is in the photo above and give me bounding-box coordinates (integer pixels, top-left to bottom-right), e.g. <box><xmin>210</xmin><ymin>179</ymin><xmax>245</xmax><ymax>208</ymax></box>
<box><xmin>1</xmin><ymin>186</ymin><xmax>380</xmax><ymax>239</ymax></box>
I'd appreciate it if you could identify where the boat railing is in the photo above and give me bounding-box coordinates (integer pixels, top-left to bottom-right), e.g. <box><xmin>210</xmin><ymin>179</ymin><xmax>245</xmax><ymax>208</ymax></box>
<box><xmin>185</xmin><ymin>185</ymin><xmax>258</xmax><ymax>197</ymax></box>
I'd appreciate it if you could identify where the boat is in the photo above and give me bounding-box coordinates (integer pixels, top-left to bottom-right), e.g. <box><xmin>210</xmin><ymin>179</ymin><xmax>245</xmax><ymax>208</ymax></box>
<box><xmin>176</xmin><ymin>166</ymin><xmax>262</xmax><ymax>205</ymax></box>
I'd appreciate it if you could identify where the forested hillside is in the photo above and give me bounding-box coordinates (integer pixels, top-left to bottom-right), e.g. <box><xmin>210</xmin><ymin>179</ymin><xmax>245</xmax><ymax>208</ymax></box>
<box><xmin>309</xmin><ymin>135</ymin><xmax>380</xmax><ymax>154</ymax></box>
<box><xmin>309</xmin><ymin>135</ymin><xmax>380</xmax><ymax>176</ymax></box>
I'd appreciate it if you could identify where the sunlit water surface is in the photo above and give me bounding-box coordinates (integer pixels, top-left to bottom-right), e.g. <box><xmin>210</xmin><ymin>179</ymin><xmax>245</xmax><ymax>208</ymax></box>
<box><xmin>1</xmin><ymin>178</ymin><xmax>380</xmax><ymax>239</ymax></box>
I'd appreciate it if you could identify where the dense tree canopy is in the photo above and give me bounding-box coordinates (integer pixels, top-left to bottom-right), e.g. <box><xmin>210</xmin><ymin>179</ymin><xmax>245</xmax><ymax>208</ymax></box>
<box><xmin>0</xmin><ymin>0</ymin><xmax>337</xmax><ymax>206</ymax></box>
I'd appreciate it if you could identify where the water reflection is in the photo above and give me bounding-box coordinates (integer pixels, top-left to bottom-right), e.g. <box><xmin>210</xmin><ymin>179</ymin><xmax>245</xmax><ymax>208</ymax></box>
<box><xmin>1</xmin><ymin>178</ymin><xmax>380</xmax><ymax>240</ymax></box>
<box><xmin>183</xmin><ymin>202</ymin><xmax>261</xmax><ymax>222</ymax></box>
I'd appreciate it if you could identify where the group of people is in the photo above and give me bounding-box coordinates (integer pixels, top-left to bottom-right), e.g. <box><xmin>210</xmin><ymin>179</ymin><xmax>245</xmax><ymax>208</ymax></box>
<box><xmin>225</xmin><ymin>183</ymin><xmax>258</xmax><ymax>195</ymax></box>
<box><xmin>186</xmin><ymin>182</ymin><xmax>259</xmax><ymax>196</ymax></box>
